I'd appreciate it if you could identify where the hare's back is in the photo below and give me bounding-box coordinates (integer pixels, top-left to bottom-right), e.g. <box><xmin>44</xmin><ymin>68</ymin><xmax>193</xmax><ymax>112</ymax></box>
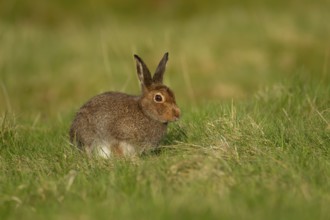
<box><xmin>77</xmin><ymin>92</ymin><xmax>139</xmax><ymax>121</ymax></box>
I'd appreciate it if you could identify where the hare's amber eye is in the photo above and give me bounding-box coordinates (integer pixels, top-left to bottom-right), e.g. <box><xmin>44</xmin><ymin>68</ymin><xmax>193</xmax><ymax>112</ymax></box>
<box><xmin>154</xmin><ymin>93</ymin><xmax>164</xmax><ymax>103</ymax></box>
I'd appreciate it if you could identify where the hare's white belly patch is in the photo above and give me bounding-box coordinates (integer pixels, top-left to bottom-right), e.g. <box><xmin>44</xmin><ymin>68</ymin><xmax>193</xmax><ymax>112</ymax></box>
<box><xmin>95</xmin><ymin>141</ymin><xmax>136</xmax><ymax>158</ymax></box>
<box><xmin>95</xmin><ymin>141</ymin><xmax>111</xmax><ymax>158</ymax></box>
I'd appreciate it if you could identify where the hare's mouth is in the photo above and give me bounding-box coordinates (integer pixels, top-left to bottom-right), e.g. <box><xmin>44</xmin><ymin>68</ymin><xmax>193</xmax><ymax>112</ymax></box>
<box><xmin>164</xmin><ymin>115</ymin><xmax>180</xmax><ymax>123</ymax></box>
<box><xmin>173</xmin><ymin>116</ymin><xmax>180</xmax><ymax>121</ymax></box>
<box><xmin>169</xmin><ymin>117</ymin><xmax>180</xmax><ymax>122</ymax></box>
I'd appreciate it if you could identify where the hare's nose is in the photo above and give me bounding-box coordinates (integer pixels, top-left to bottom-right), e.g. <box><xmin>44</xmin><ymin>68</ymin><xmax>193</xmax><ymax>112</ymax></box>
<box><xmin>172</xmin><ymin>107</ymin><xmax>181</xmax><ymax>120</ymax></box>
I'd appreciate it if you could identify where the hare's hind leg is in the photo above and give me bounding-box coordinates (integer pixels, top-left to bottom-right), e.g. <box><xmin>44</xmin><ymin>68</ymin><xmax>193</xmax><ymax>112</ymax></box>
<box><xmin>110</xmin><ymin>141</ymin><xmax>136</xmax><ymax>157</ymax></box>
<box><xmin>118</xmin><ymin>142</ymin><xmax>136</xmax><ymax>156</ymax></box>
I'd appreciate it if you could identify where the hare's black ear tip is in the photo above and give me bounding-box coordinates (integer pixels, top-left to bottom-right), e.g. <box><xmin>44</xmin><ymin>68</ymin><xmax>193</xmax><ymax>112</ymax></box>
<box><xmin>134</xmin><ymin>54</ymin><xmax>142</xmax><ymax>62</ymax></box>
<box><xmin>162</xmin><ymin>52</ymin><xmax>169</xmax><ymax>61</ymax></box>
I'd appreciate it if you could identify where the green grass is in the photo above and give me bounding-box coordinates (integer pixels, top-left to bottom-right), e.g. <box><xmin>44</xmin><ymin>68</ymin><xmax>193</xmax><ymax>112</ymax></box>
<box><xmin>0</xmin><ymin>1</ymin><xmax>330</xmax><ymax>219</ymax></box>
<box><xmin>1</xmin><ymin>77</ymin><xmax>329</xmax><ymax>220</ymax></box>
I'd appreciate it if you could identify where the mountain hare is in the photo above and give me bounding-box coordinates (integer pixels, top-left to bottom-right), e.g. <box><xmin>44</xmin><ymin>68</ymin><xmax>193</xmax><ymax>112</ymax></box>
<box><xmin>69</xmin><ymin>53</ymin><xmax>181</xmax><ymax>158</ymax></box>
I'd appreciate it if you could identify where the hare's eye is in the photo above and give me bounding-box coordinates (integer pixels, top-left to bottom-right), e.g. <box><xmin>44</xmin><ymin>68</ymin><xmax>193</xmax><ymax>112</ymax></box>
<box><xmin>154</xmin><ymin>93</ymin><xmax>164</xmax><ymax>103</ymax></box>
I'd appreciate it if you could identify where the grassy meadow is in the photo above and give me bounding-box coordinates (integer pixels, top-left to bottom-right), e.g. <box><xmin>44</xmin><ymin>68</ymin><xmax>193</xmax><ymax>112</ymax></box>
<box><xmin>0</xmin><ymin>0</ymin><xmax>330</xmax><ymax>219</ymax></box>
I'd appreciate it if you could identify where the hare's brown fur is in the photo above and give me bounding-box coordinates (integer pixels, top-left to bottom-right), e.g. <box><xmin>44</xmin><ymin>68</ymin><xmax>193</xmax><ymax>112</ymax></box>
<box><xmin>69</xmin><ymin>53</ymin><xmax>180</xmax><ymax>157</ymax></box>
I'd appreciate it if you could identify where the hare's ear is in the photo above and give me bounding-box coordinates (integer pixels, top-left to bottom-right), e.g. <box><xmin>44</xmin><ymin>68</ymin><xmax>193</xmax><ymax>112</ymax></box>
<box><xmin>134</xmin><ymin>54</ymin><xmax>152</xmax><ymax>90</ymax></box>
<box><xmin>153</xmin><ymin>52</ymin><xmax>169</xmax><ymax>84</ymax></box>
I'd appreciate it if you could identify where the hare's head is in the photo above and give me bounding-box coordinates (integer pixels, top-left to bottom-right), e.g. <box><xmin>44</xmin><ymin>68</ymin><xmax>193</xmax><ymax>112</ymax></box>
<box><xmin>134</xmin><ymin>53</ymin><xmax>181</xmax><ymax>123</ymax></box>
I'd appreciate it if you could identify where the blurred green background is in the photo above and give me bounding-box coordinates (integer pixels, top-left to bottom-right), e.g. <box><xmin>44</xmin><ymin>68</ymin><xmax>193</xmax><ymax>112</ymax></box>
<box><xmin>0</xmin><ymin>0</ymin><xmax>329</xmax><ymax>116</ymax></box>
